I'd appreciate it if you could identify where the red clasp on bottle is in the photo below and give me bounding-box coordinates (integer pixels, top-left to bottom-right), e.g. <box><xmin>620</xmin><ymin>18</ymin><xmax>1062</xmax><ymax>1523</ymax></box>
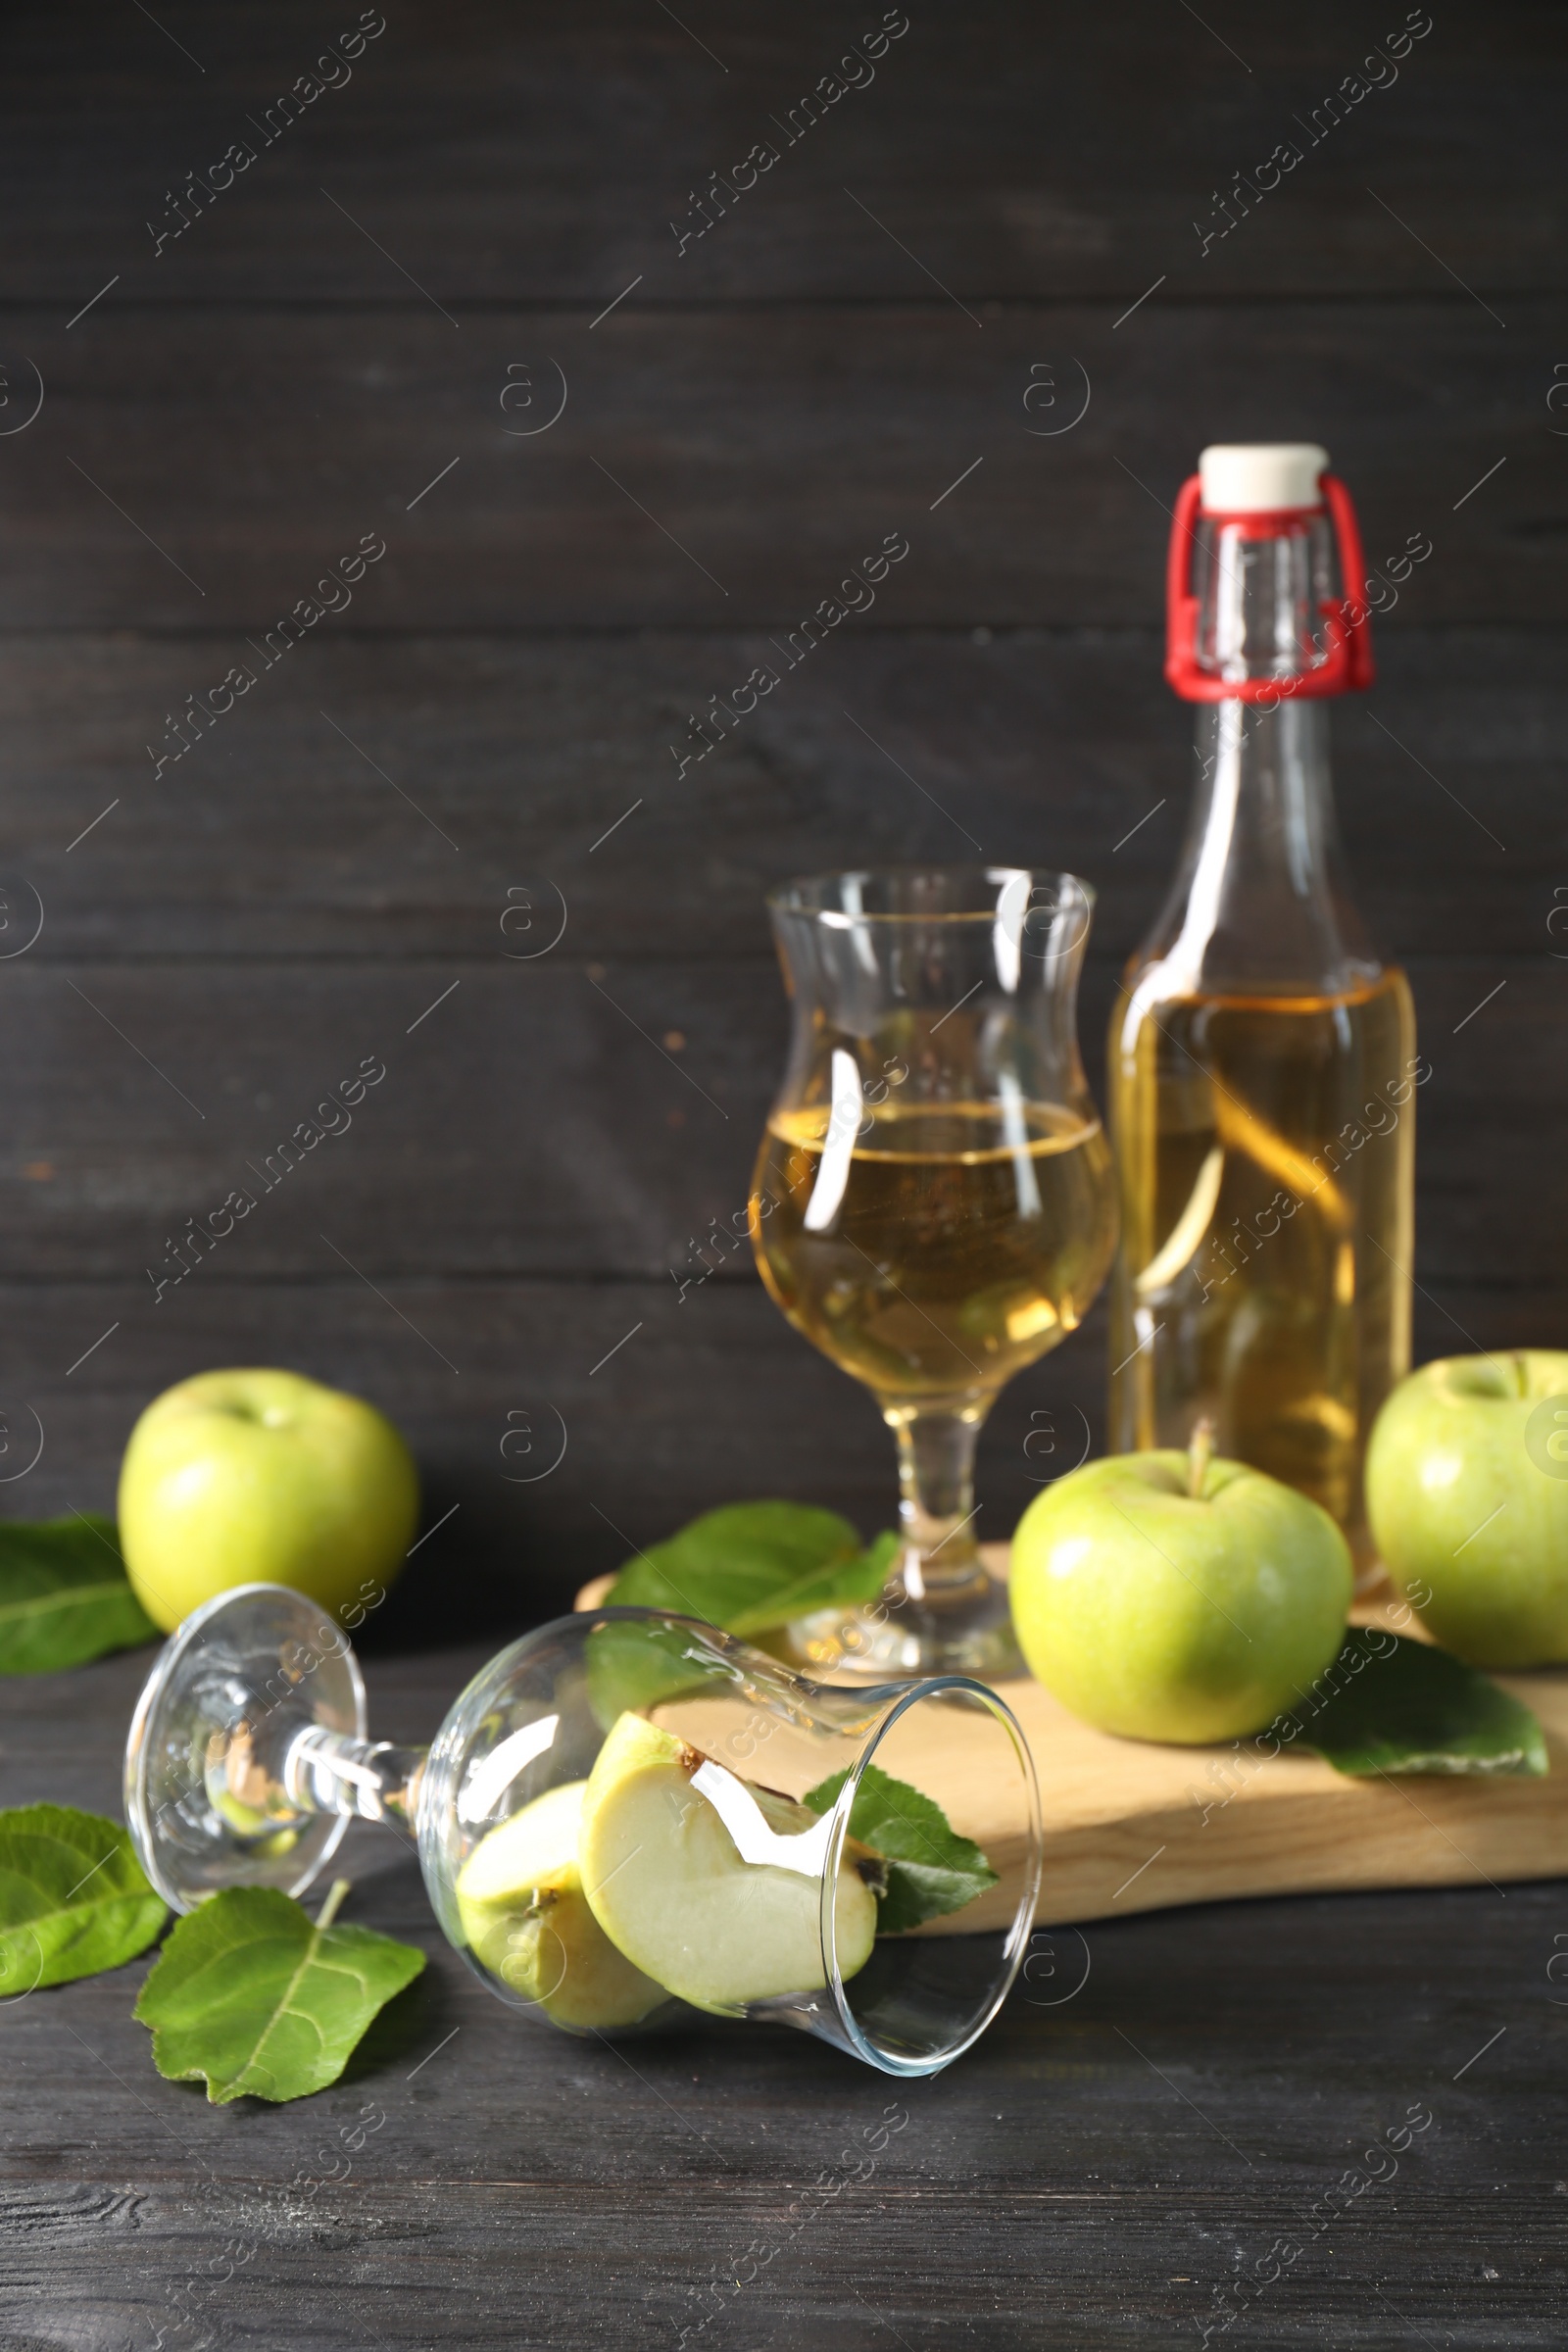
<box><xmin>1164</xmin><ymin>471</ymin><xmax>1375</xmax><ymax>703</ymax></box>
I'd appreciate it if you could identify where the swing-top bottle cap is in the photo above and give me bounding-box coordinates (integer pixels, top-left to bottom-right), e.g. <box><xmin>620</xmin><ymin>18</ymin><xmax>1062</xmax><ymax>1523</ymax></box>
<box><xmin>1199</xmin><ymin>442</ymin><xmax>1329</xmax><ymax>514</ymax></box>
<box><xmin>1167</xmin><ymin>446</ymin><xmax>1374</xmax><ymax>700</ymax></box>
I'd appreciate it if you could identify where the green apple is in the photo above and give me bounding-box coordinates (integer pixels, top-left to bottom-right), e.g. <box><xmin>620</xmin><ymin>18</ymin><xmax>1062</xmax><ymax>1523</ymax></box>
<box><xmin>1366</xmin><ymin>1351</ymin><xmax>1568</xmax><ymax>1667</ymax></box>
<box><xmin>578</xmin><ymin>1712</ymin><xmax>878</xmax><ymax>2015</ymax></box>
<box><xmin>119</xmin><ymin>1368</ymin><xmax>419</xmax><ymax>1632</ymax></box>
<box><xmin>1010</xmin><ymin>1437</ymin><xmax>1352</xmax><ymax>1743</ymax></box>
<box><xmin>456</xmin><ymin>1781</ymin><xmax>667</xmax><ymax>2030</ymax></box>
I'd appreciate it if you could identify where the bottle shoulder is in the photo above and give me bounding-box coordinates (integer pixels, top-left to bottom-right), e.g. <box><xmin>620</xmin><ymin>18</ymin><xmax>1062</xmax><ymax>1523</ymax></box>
<box><xmin>1110</xmin><ymin>959</ymin><xmax>1414</xmax><ymax>1033</ymax></box>
<box><xmin>1117</xmin><ymin>951</ymin><xmax>1403</xmax><ymax>1006</ymax></box>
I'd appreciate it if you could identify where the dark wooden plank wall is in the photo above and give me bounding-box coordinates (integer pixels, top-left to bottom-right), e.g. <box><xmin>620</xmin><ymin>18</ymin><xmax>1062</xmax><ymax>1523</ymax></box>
<box><xmin>0</xmin><ymin>1</ymin><xmax>1561</xmax><ymax>1659</ymax></box>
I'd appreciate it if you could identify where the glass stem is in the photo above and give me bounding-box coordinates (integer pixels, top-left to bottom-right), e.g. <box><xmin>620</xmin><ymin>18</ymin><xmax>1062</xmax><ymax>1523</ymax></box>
<box><xmin>285</xmin><ymin>1730</ymin><xmax>428</xmax><ymax>1830</ymax></box>
<box><xmin>882</xmin><ymin>1400</ymin><xmax>989</xmax><ymax>1597</ymax></box>
<box><xmin>215</xmin><ymin>1715</ymin><xmax>429</xmax><ymax>1833</ymax></box>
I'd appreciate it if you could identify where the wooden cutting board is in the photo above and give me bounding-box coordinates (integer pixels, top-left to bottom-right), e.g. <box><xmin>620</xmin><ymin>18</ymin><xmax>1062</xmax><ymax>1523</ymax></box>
<box><xmin>574</xmin><ymin>1550</ymin><xmax>1568</xmax><ymax>1928</ymax></box>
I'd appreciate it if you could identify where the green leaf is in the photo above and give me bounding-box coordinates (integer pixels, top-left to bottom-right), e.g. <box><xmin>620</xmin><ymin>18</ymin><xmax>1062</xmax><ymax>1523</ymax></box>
<box><xmin>0</xmin><ymin>1805</ymin><xmax>167</xmax><ymax>1992</ymax></box>
<box><xmin>758</xmin><ymin>1529</ymin><xmax>900</xmax><ymax>1637</ymax></box>
<box><xmin>803</xmin><ymin>1763</ymin><xmax>998</xmax><ymax>1935</ymax></box>
<box><xmin>0</xmin><ymin>1516</ymin><xmax>158</xmax><ymax>1673</ymax></box>
<box><xmin>135</xmin><ymin>1880</ymin><xmax>425</xmax><ymax>2104</ymax></box>
<box><xmin>583</xmin><ymin>1616</ymin><xmax>740</xmax><ymax>1733</ymax></box>
<box><xmin>1284</xmin><ymin>1629</ymin><xmax>1548</xmax><ymax>1778</ymax></box>
<box><xmin>604</xmin><ymin>1501</ymin><xmax>896</xmax><ymax>1639</ymax></box>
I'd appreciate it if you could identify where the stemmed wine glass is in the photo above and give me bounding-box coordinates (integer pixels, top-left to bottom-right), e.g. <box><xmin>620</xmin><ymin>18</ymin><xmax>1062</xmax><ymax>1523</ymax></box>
<box><xmin>749</xmin><ymin>866</ymin><xmax>1117</xmax><ymax>1679</ymax></box>
<box><xmin>123</xmin><ymin>1583</ymin><xmax>1043</xmax><ymax>2078</ymax></box>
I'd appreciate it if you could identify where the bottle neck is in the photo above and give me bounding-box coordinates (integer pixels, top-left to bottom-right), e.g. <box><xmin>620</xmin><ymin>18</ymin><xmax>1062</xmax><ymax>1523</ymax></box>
<box><xmin>1131</xmin><ymin>698</ymin><xmax>1381</xmax><ymax>1006</ymax></box>
<box><xmin>1195</xmin><ymin>508</ymin><xmax>1334</xmax><ymax>683</ymax></box>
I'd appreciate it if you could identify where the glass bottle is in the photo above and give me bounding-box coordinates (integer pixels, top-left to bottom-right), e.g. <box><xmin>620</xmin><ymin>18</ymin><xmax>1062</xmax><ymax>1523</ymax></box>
<box><xmin>1107</xmin><ymin>443</ymin><xmax>1418</xmax><ymax>1573</ymax></box>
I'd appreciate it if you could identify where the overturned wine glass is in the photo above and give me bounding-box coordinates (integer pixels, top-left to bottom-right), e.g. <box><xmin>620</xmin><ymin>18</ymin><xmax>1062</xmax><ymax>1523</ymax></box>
<box><xmin>124</xmin><ymin>1586</ymin><xmax>1042</xmax><ymax>2078</ymax></box>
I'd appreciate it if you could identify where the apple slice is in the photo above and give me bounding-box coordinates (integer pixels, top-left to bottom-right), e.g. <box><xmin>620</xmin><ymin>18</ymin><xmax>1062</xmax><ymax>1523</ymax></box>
<box><xmin>578</xmin><ymin>1713</ymin><xmax>878</xmax><ymax>2015</ymax></box>
<box><xmin>455</xmin><ymin>1780</ymin><xmax>667</xmax><ymax>2031</ymax></box>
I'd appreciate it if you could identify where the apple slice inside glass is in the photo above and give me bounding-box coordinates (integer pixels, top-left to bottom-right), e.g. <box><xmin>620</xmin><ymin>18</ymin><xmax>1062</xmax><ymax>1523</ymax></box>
<box><xmin>456</xmin><ymin>1781</ymin><xmax>668</xmax><ymax>2029</ymax></box>
<box><xmin>578</xmin><ymin>1716</ymin><xmax>880</xmax><ymax>2013</ymax></box>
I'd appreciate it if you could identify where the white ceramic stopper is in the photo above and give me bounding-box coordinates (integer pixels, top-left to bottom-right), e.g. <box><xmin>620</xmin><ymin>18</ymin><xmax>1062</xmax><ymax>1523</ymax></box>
<box><xmin>1198</xmin><ymin>442</ymin><xmax>1329</xmax><ymax>514</ymax></box>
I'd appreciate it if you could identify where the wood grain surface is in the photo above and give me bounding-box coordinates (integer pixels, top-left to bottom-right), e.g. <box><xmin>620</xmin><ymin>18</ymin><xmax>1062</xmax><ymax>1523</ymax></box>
<box><xmin>0</xmin><ymin>0</ymin><xmax>1556</xmax><ymax>1593</ymax></box>
<box><xmin>579</xmin><ymin>1557</ymin><xmax>1568</xmax><ymax>1930</ymax></box>
<box><xmin>3</xmin><ymin>5</ymin><xmax>1560</xmax><ymax>302</ymax></box>
<box><xmin>4</xmin><ymin>630</ymin><xmax>1544</xmax><ymax>961</ymax></box>
<box><xmin>3</xmin><ymin>304</ymin><xmax>1562</xmax><ymax>629</ymax></box>
<box><xmin>3</xmin><ymin>1636</ymin><xmax>1565</xmax><ymax>2351</ymax></box>
<box><xmin>996</xmin><ymin>1651</ymin><xmax>1568</xmax><ymax>1924</ymax></box>
<box><xmin>2</xmin><ymin>0</ymin><xmax>1565</xmax><ymax>2342</ymax></box>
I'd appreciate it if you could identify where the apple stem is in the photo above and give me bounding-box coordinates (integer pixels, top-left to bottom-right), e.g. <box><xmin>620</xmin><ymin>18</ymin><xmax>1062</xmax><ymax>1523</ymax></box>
<box><xmin>315</xmin><ymin>1878</ymin><xmax>351</xmax><ymax>1934</ymax></box>
<box><xmin>1187</xmin><ymin>1416</ymin><xmax>1215</xmax><ymax>1499</ymax></box>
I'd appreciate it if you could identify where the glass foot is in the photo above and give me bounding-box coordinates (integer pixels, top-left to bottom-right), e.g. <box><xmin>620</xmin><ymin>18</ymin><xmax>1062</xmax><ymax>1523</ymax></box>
<box><xmin>785</xmin><ymin>1562</ymin><xmax>1023</xmax><ymax>1682</ymax></box>
<box><xmin>124</xmin><ymin>1583</ymin><xmax>367</xmax><ymax>1912</ymax></box>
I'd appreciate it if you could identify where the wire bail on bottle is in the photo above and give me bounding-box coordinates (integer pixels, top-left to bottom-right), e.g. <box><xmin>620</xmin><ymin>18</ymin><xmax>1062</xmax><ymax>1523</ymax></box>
<box><xmin>1164</xmin><ymin>466</ymin><xmax>1375</xmax><ymax>704</ymax></box>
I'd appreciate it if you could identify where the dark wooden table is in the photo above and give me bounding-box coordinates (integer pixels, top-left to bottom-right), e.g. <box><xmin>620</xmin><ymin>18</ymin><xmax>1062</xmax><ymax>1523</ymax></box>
<box><xmin>3</xmin><ymin>2</ymin><xmax>1566</xmax><ymax>2342</ymax></box>
<box><xmin>3</xmin><ymin>1639</ymin><xmax>1564</xmax><ymax>2348</ymax></box>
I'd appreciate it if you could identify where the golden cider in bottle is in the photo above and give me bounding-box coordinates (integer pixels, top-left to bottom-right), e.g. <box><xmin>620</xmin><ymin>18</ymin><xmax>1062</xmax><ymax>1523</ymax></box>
<box><xmin>1108</xmin><ymin>444</ymin><xmax>1419</xmax><ymax>1568</ymax></box>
